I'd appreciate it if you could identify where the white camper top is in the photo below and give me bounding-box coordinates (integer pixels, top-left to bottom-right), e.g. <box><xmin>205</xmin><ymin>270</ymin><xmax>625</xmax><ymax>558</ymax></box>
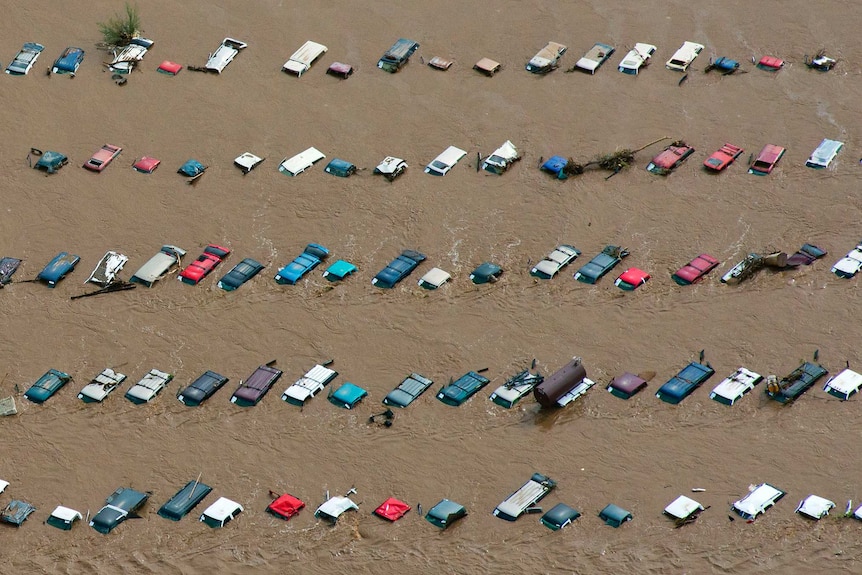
<box><xmin>666</xmin><ymin>41</ymin><xmax>704</xmax><ymax>71</ymax></box>
<box><xmin>805</xmin><ymin>138</ymin><xmax>844</xmax><ymax>168</ymax></box>
<box><xmin>424</xmin><ymin>146</ymin><xmax>467</xmax><ymax>176</ymax></box>
<box><xmin>50</xmin><ymin>505</ymin><xmax>83</xmax><ymax>523</ymax></box>
<box><xmin>557</xmin><ymin>378</ymin><xmax>596</xmax><ymax>407</ymax></box>
<box><xmin>279</xmin><ymin>147</ymin><xmax>326</xmax><ymax>176</ymax></box>
<box><xmin>709</xmin><ymin>367</ymin><xmax>762</xmax><ymax>404</ymax></box>
<box><xmin>315</xmin><ymin>496</ymin><xmax>358</xmax><ymax>521</ymax></box>
<box><xmin>732</xmin><ymin>483</ymin><xmax>785</xmax><ymax>519</ymax></box>
<box><xmin>664</xmin><ymin>495</ymin><xmax>704</xmax><ymax>520</ymax></box>
<box><xmin>823</xmin><ymin>368</ymin><xmax>862</xmax><ymax>400</ymax></box>
<box><xmin>283</xmin><ymin>41</ymin><xmax>328</xmax><ymax>76</ymax></box>
<box><xmin>206</xmin><ymin>38</ymin><xmax>247</xmax><ymax>73</ymax></box>
<box><xmin>418</xmin><ymin>267</ymin><xmax>451</xmax><ymax>289</ymax></box>
<box><xmin>125</xmin><ymin>369</ymin><xmax>172</xmax><ymax>402</ymax></box>
<box><xmin>618</xmin><ymin>43</ymin><xmax>656</xmax><ymax>74</ymax></box>
<box><xmin>282</xmin><ymin>364</ymin><xmax>338</xmax><ymax>403</ymax></box>
<box><xmin>78</xmin><ymin>368</ymin><xmax>127</xmax><ymax>402</ymax></box>
<box><xmin>494</xmin><ymin>475</ymin><xmax>554</xmax><ymax>520</ymax></box>
<box><xmin>795</xmin><ymin>495</ymin><xmax>835</xmax><ymax>519</ymax></box>
<box><xmin>201</xmin><ymin>497</ymin><xmax>243</xmax><ymax>522</ymax></box>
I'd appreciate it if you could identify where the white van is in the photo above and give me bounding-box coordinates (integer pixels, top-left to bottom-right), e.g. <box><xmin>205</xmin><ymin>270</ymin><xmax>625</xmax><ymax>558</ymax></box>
<box><xmin>278</xmin><ymin>147</ymin><xmax>326</xmax><ymax>176</ymax></box>
<box><xmin>732</xmin><ymin>483</ymin><xmax>785</xmax><ymax>520</ymax></box>
<box><xmin>282</xmin><ymin>40</ymin><xmax>328</xmax><ymax>76</ymax></box>
<box><xmin>805</xmin><ymin>138</ymin><xmax>843</xmax><ymax>169</ymax></box>
<box><xmin>424</xmin><ymin>145</ymin><xmax>467</xmax><ymax>176</ymax></box>
<box><xmin>823</xmin><ymin>368</ymin><xmax>862</xmax><ymax>400</ymax></box>
<box><xmin>666</xmin><ymin>41</ymin><xmax>704</xmax><ymax>72</ymax></box>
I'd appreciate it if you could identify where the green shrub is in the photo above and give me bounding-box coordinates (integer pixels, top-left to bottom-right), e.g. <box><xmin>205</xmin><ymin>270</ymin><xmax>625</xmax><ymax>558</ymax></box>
<box><xmin>98</xmin><ymin>3</ymin><xmax>141</xmax><ymax>47</ymax></box>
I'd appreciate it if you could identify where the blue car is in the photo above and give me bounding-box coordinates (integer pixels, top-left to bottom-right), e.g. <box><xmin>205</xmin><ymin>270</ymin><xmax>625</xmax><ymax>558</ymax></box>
<box><xmin>655</xmin><ymin>362</ymin><xmax>715</xmax><ymax>404</ymax></box>
<box><xmin>217</xmin><ymin>258</ymin><xmax>264</xmax><ymax>291</ymax></box>
<box><xmin>541</xmin><ymin>155</ymin><xmax>568</xmax><ymax>177</ymax></box>
<box><xmin>371</xmin><ymin>249</ymin><xmax>426</xmax><ymax>288</ymax></box>
<box><xmin>52</xmin><ymin>46</ymin><xmax>84</xmax><ymax>74</ymax></box>
<box><xmin>38</xmin><ymin>251</ymin><xmax>80</xmax><ymax>287</ymax></box>
<box><xmin>23</xmin><ymin>369</ymin><xmax>72</xmax><ymax>403</ymax></box>
<box><xmin>436</xmin><ymin>371</ymin><xmax>491</xmax><ymax>406</ymax></box>
<box><xmin>274</xmin><ymin>243</ymin><xmax>329</xmax><ymax>285</ymax></box>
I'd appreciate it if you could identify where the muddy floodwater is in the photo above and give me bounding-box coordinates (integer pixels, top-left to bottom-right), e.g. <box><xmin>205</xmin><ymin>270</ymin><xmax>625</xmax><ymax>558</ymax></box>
<box><xmin>2</xmin><ymin>1</ymin><xmax>862</xmax><ymax>573</ymax></box>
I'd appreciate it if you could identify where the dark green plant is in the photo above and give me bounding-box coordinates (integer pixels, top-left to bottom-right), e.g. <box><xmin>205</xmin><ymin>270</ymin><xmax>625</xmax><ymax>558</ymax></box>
<box><xmin>98</xmin><ymin>3</ymin><xmax>141</xmax><ymax>47</ymax></box>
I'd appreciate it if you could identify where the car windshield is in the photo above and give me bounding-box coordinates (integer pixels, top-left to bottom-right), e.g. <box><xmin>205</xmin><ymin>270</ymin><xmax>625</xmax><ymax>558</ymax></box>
<box><xmin>706</xmin><ymin>158</ymin><xmax>722</xmax><ymax>167</ymax></box>
<box><xmin>752</xmin><ymin>161</ymin><xmax>771</xmax><ymax>169</ymax></box>
<box><xmin>431</xmin><ymin>161</ymin><xmax>448</xmax><ymax>170</ymax></box>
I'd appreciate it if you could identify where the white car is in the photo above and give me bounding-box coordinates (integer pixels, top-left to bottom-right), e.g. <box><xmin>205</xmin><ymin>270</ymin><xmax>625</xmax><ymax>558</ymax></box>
<box><xmin>823</xmin><ymin>368</ymin><xmax>862</xmax><ymax>400</ymax></box>
<box><xmin>200</xmin><ymin>497</ymin><xmax>243</xmax><ymax>528</ymax></box>
<box><xmin>425</xmin><ymin>146</ymin><xmax>467</xmax><ymax>176</ymax></box>
<box><xmin>530</xmin><ymin>245</ymin><xmax>580</xmax><ymax>279</ymax></box>
<box><xmin>618</xmin><ymin>43</ymin><xmax>656</xmax><ymax>75</ymax></box>
<box><xmin>666</xmin><ymin>41</ymin><xmax>704</xmax><ymax>72</ymax></box>
<box><xmin>709</xmin><ymin>367</ymin><xmax>763</xmax><ymax>405</ymax></box>
<box><xmin>315</xmin><ymin>496</ymin><xmax>358</xmax><ymax>523</ymax></box>
<box><xmin>129</xmin><ymin>245</ymin><xmax>186</xmax><ymax>288</ymax></box>
<box><xmin>234</xmin><ymin>152</ymin><xmax>265</xmax><ymax>174</ymax></box>
<box><xmin>832</xmin><ymin>243</ymin><xmax>862</xmax><ymax>278</ymax></box>
<box><xmin>664</xmin><ymin>495</ymin><xmax>704</xmax><ymax>522</ymax></box>
<box><xmin>795</xmin><ymin>495</ymin><xmax>835</xmax><ymax>520</ymax></box>
<box><xmin>77</xmin><ymin>368</ymin><xmax>127</xmax><ymax>403</ymax></box>
<box><xmin>374</xmin><ymin>156</ymin><xmax>408</xmax><ymax>181</ymax></box>
<box><xmin>206</xmin><ymin>38</ymin><xmax>247</xmax><ymax>73</ymax></box>
<box><xmin>282</xmin><ymin>40</ymin><xmax>327</xmax><ymax>76</ymax></box>
<box><xmin>525</xmin><ymin>41</ymin><xmax>567</xmax><ymax>74</ymax></box>
<box><xmin>417</xmin><ymin>267</ymin><xmax>451</xmax><ymax>290</ymax></box>
<box><xmin>481</xmin><ymin>140</ymin><xmax>520</xmax><ymax>175</ymax></box>
<box><xmin>732</xmin><ymin>483</ymin><xmax>785</xmax><ymax>520</ymax></box>
<box><xmin>282</xmin><ymin>364</ymin><xmax>338</xmax><ymax>406</ymax></box>
<box><xmin>124</xmin><ymin>369</ymin><xmax>173</xmax><ymax>404</ymax></box>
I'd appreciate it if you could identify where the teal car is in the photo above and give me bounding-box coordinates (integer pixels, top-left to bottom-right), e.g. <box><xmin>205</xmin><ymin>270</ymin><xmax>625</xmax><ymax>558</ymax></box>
<box><xmin>436</xmin><ymin>371</ymin><xmax>490</xmax><ymax>406</ymax></box>
<box><xmin>24</xmin><ymin>369</ymin><xmax>72</xmax><ymax>403</ymax></box>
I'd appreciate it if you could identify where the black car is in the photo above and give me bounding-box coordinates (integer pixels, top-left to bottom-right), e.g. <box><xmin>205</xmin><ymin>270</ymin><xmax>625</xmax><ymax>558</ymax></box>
<box><xmin>177</xmin><ymin>371</ymin><xmax>230</xmax><ymax>406</ymax></box>
<box><xmin>158</xmin><ymin>480</ymin><xmax>213</xmax><ymax>521</ymax></box>
<box><xmin>217</xmin><ymin>258</ymin><xmax>264</xmax><ymax>291</ymax></box>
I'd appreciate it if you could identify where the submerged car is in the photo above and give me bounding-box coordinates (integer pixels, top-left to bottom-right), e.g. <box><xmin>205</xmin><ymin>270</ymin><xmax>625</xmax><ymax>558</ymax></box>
<box><xmin>125</xmin><ymin>369</ymin><xmax>173</xmax><ymax>404</ymax></box>
<box><xmin>823</xmin><ymin>368</ymin><xmax>862</xmax><ymax>401</ymax></box>
<box><xmin>374</xmin><ymin>156</ymin><xmax>408</xmax><ymax>181</ymax></box>
<box><xmin>703</xmin><ymin>143</ymin><xmax>744</xmax><ymax>172</ymax></box>
<box><xmin>646</xmin><ymin>142</ymin><xmax>695</xmax><ymax>175</ymax></box>
<box><xmin>618</xmin><ymin>43</ymin><xmax>656</xmax><ymax>75</ymax></box>
<box><xmin>1</xmin><ymin>500</ymin><xmax>37</xmax><ymax>526</ymax></box>
<box><xmin>655</xmin><ymin>361</ymin><xmax>715</xmax><ymax>404</ymax></box>
<box><xmin>574</xmin><ymin>245</ymin><xmax>629</xmax><ymax>284</ymax></box>
<box><xmin>0</xmin><ymin>256</ymin><xmax>22</xmax><ymax>285</ymax></box>
<box><xmin>132</xmin><ymin>156</ymin><xmax>161</xmax><ymax>174</ymax></box>
<box><xmin>372</xmin><ymin>249</ymin><xmax>426</xmax><ymax>288</ymax></box>
<box><xmin>130</xmin><ymin>245</ymin><xmax>186</xmax><ymax>287</ymax></box>
<box><xmin>83</xmin><ymin>144</ymin><xmax>122</xmax><ymax>172</ymax></box>
<box><xmin>324</xmin><ymin>158</ymin><xmax>357</xmax><ymax>177</ymax></box>
<box><xmin>606</xmin><ymin>372</ymin><xmax>649</xmax><ymax>400</ymax></box>
<box><xmin>322</xmin><ymin>259</ymin><xmax>357</xmax><ymax>282</ymax></box>
<box><xmin>541</xmin><ymin>503</ymin><xmax>581</xmax><ymax>530</ymax></box>
<box><xmin>481</xmin><ymin>140</ymin><xmax>520</xmax><ymax>174</ymax></box>
<box><xmin>666</xmin><ymin>41</ymin><xmax>704</xmax><ymax>72</ymax></box>
<box><xmin>328</xmin><ymin>382</ymin><xmax>368</xmax><ymax>409</ymax></box>
<box><xmin>46</xmin><ymin>506</ymin><xmax>83</xmax><ymax>530</ymax></box>
<box><xmin>425</xmin><ymin>145</ymin><xmax>467</xmax><ymax>176</ymax></box>
<box><xmin>525</xmin><ymin>41</ymin><xmax>567</xmax><ymax>74</ymax></box>
<box><xmin>274</xmin><ymin>243</ymin><xmax>329</xmax><ymax>285</ymax></box>
<box><xmin>425</xmin><ymin>499</ymin><xmax>467</xmax><ymax>529</ymax></box>
<box><xmin>672</xmin><ymin>253</ymin><xmax>719</xmax><ymax>285</ymax></box>
<box><xmin>33</xmin><ymin>151</ymin><xmax>68</xmax><ymax>174</ymax></box>
<box><xmin>23</xmin><ymin>369</ymin><xmax>72</xmax><ymax>403</ymax></box>
<box><xmin>205</xmin><ymin>38</ymin><xmax>247</xmax><ymax>73</ymax></box>
<box><xmin>158</xmin><ymin>480</ymin><xmax>213</xmax><ymax>521</ymax></box>
<box><xmin>200</xmin><ymin>497</ymin><xmax>243</xmax><ymax>528</ymax></box>
<box><xmin>574</xmin><ymin>42</ymin><xmax>615</xmax><ymax>74</ymax></box>
<box><xmin>765</xmin><ymin>362</ymin><xmax>828</xmax><ymax>404</ymax></box>
<box><xmin>732</xmin><ymin>483</ymin><xmax>785</xmax><ymax>521</ymax></box>
<box><xmin>436</xmin><ymin>371</ymin><xmax>491</xmax><ymax>406</ymax></box>
<box><xmin>37</xmin><ymin>251</ymin><xmax>80</xmax><ymax>287</ymax></box>
<box><xmin>77</xmin><ymin>367</ymin><xmax>127</xmax><ymax>403</ymax></box>
<box><xmin>52</xmin><ymin>46</ymin><xmax>84</xmax><ymax>74</ymax></box>
<box><xmin>6</xmin><ymin>42</ymin><xmax>45</xmax><ymax>75</ymax></box>
<box><xmin>805</xmin><ymin>138</ymin><xmax>843</xmax><ymax>169</ymax></box>
<box><xmin>90</xmin><ymin>487</ymin><xmax>149</xmax><ymax>534</ymax></box>
<box><xmin>179</xmin><ymin>244</ymin><xmax>231</xmax><ymax>285</ymax></box>
<box><xmin>796</xmin><ymin>495</ymin><xmax>835</xmax><ymax>520</ymax></box>
<box><xmin>469</xmin><ymin>262</ymin><xmax>503</xmax><ymax>284</ymax></box>
<box><xmin>377</xmin><ymin>38</ymin><xmax>419</xmax><ymax>73</ymax></box>
<box><xmin>530</xmin><ymin>245</ymin><xmax>580</xmax><ymax>279</ymax></box>
<box><xmin>177</xmin><ymin>370</ymin><xmax>230</xmax><ymax>406</ymax></box>
<box><xmin>489</xmin><ymin>369</ymin><xmax>543</xmax><ymax>408</ymax></box>
<box><xmin>315</xmin><ymin>496</ymin><xmax>358</xmax><ymax>523</ymax></box>
<box><xmin>709</xmin><ymin>367</ymin><xmax>763</xmax><ymax>405</ymax></box>
<box><xmin>749</xmin><ymin>144</ymin><xmax>786</xmax><ymax>175</ymax></box>
<box><xmin>382</xmin><ymin>373</ymin><xmax>434</xmax><ymax>408</ymax></box>
<box><xmin>217</xmin><ymin>258</ymin><xmax>264</xmax><ymax>291</ymax></box>
<box><xmin>831</xmin><ymin>243</ymin><xmax>862</xmax><ymax>278</ymax></box>
<box><xmin>230</xmin><ymin>362</ymin><xmax>283</xmax><ymax>407</ymax></box>
<box><xmin>614</xmin><ymin>267</ymin><xmax>650</xmax><ymax>291</ymax></box>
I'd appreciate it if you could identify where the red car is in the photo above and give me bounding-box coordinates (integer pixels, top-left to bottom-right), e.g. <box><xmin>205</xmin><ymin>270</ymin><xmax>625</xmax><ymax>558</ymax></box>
<box><xmin>749</xmin><ymin>144</ymin><xmax>785</xmax><ymax>175</ymax></box>
<box><xmin>672</xmin><ymin>253</ymin><xmax>719</xmax><ymax>285</ymax></box>
<box><xmin>132</xmin><ymin>156</ymin><xmax>161</xmax><ymax>174</ymax></box>
<box><xmin>178</xmin><ymin>244</ymin><xmax>231</xmax><ymax>285</ymax></box>
<box><xmin>703</xmin><ymin>143</ymin><xmax>743</xmax><ymax>172</ymax></box>
<box><xmin>646</xmin><ymin>142</ymin><xmax>695</xmax><ymax>175</ymax></box>
<box><xmin>83</xmin><ymin>144</ymin><xmax>122</xmax><ymax>172</ymax></box>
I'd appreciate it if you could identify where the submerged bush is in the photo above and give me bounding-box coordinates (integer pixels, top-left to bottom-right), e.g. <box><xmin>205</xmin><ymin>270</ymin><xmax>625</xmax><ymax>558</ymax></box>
<box><xmin>98</xmin><ymin>3</ymin><xmax>141</xmax><ymax>47</ymax></box>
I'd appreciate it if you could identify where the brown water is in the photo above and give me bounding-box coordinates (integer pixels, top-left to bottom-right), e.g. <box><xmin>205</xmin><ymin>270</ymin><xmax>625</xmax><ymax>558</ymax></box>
<box><xmin>3</xmin><ymin>1</ymin><xmax>862</xmax><ymax>573</ymax></box>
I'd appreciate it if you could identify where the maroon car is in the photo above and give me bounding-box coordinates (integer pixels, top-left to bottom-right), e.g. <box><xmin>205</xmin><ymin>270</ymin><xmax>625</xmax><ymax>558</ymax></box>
<box><xmin>672</xmin><ymin>253</ymin><xmax>719</xmax><ymax>285</ymax></box>
<box><xmin>749</xmin><ymin>144</ymin><xmax>785</xmax><ymax>175</ymax></box>
<box><xmin>83</xmin><ymin>144</ymin><xmax>122</xmax><ymax>172</ymax></box>
<box><xmin>229</xmin><ymin>362</ymin><xmax>283</xmax><ymax>407</ymax></box>
<box><xmin>703</xmin><ymin>143</ymin><xmax>743</xmax><ymax>172</ymax></box>
<box><xmin>179</xmin><ymin>244</ymin><xmax>231</xmax><ymax>285</ymax></box>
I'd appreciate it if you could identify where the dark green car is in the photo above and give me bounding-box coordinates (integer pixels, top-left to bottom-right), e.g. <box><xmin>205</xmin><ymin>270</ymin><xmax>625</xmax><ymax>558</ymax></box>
<box><xmin>425</xmin><ymin>499</ymin><xmax>466</xmax><ymax>529</ymax></box>
<box><xmin>24</xmin><ymin>369</ymin><xmax>72</xmax><ymax>403</ymax></box>
<box><xmin>574</xmin><ymin>245</ymin><xmax>629</xmax><ymax>284</ymax></box>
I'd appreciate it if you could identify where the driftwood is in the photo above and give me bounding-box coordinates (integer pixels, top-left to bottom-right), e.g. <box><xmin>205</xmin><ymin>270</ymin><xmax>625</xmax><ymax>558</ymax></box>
<box><xmin>71</xmin><ymin>281</ymin><xmax>136</xmax><ymax>300</ymax></box>
<box><xmin>562</xmin><ymin>136</ymin><xmax>671</xmax><ymax>179</ymax></box>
